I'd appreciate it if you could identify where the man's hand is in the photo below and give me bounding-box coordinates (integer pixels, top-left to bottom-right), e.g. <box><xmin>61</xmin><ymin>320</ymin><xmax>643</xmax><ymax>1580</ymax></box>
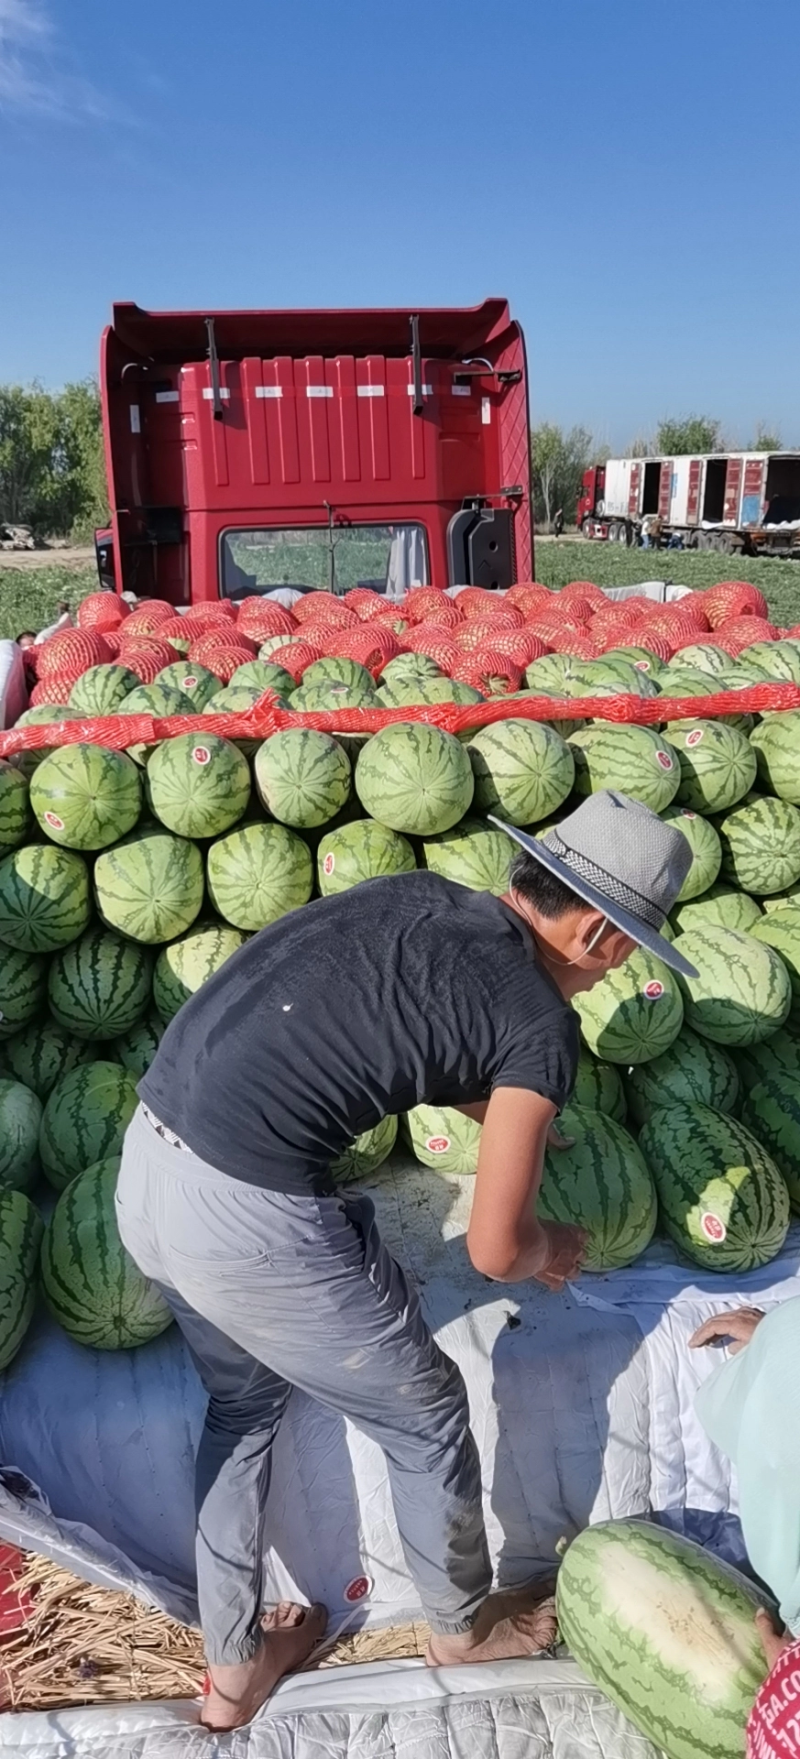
<box><xmin>467</xmin><ymin>1089</ymin><xmax>586</xmax><ymax>1285</ymax></box>
<box><xmin>689</xmin><ymin>1308</ymin><xmax>765</xmax><ymax>1355</ymax></box>
<box><xmin>756</xmin><ymin>1607</ymin><xmax>794</xmax><ymax>1671</ymax></box>
<box><xmin>533</xmin><ymin>1220</ymin><xmax>587</xmax><ymax>1291</ymax></box>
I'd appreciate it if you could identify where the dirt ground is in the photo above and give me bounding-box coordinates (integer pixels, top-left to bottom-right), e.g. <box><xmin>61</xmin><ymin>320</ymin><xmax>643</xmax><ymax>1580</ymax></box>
<box><xmin>0</xmin><ymin>546</ymin><xmax>96</xmax><ymax>571</ymax></box>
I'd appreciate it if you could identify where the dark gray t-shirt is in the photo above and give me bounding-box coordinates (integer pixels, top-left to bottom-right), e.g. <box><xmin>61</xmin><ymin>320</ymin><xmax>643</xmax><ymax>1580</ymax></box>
<box><xmin>140</xmin><ymin>871</ymin><xmax>579</xmax><ymax>1194</ymax></box>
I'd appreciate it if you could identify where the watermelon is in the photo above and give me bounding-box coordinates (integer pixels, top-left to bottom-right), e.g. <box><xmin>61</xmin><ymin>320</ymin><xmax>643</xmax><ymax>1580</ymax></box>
<box><xmin>68</xmin><ymin>664</ymin><xmax>140</xmax><ymax>714</ymax></box>
<box><xmin>674</xmin><ymin>924</ymin><xmax>791</xmax><ymax>1045</ymax></box>
<box><xmin>330</xmin><ymin>1115</ymin><xmax>398</xmax><ymax>1185</ymax></box>
<box><xmin>738</xmin><ymin>639</ymin><xmax>800</xmax><ymax>683</ymax></box>
<box><xmin>207</xmin><ymin>822</ymin><xmax>313</xmax><ymax>930</ymax></box>
<box><xmin>290</xmin><ymin>680</ymin><xmax>375</xmax><ymax>711</ymax></box>
<box><xmin>749</xmin><ymin>908</ymin><xmax>800</xmax><ymax>1023</ymax></box>
<box><xmin>0</xmin><ymin>1188</ymin><xmax>43</xmax><ymax>1369</ymax></box>
<box><xmin>203</xmin><ymin>684</ymin><xmax>261</xmax><ymax>713</ymax></box>
<box><xmin>732</xmin><ymin>1026</ymin><xmax>800</xmax><ymax>1094</ymax></box>
<box><xmin>421</xmin><ymin>817</ymin><xmax>516</xmax><ymax>895</ymax></box>
<box><xmin>0</xmin><ymin>844</ymin><xmax>91</xmax><ymax>951</ymax></box>
<box><xmin>0</xmin><ymin>762</ymin><xmax>31</xmax><ymax>852</ymax></box>
<box><xmin>3</xmin><ymin>1017</ymin><xmax>90</xmax><ymax>1101</ymax></box>
<box><xmin>524</xmin><ymin>653</ymin><xmax>582</xmax><ymax>693</ymax></box>
<box><xmin>39</xmin><ymin>1061</ymin><xmax>139</xmax><ymax>1190</ymax></box>
<box><xmin>41</xmin><ymin>1157</ymin><xmax>173</xmax><ymax>1349</ymax></box>
<box><xmin>763</xmin><ymin>881</ymin><xmax>800</xmax><ymax>913</ymax></box>
<box><xmin>302</xmin><ymin>658</ymin><xmax>376</xmax><ymax>693</ymax></box>
<box><xmin>9</xmin><ymin>705</ymin><xmax>81</xmax><ymax>779</ymax></box>
<box><xmin>568</xmin><ymin>725</ymin><xmax>680</xmax><ymax>813</ymax></box>
<box><xmin>317</xmin><ymin>819</ymin><xmax>415</xmax><ymax>896</ymax></box>
<box><xmin>666</xmin><ymin>721</ymin><xmax>757</xmax><ymax>813</ymax></box>
<box><xmin>156</xmin><ymin>661</ymin><xmax>221</xmax><ymax>707</ymax></box>
<box><xmin>741</xmin><ymin>1072</ymin><xmax>800</xmax><ymax>1210</ymax></box>
<box><xmin>604</xmin><ymin>645</ymin><xmax>667</xmax><ymax>679</ymax></box>
<box><xmin>624</xmin><ymin>1028</ymin><xmax>739</xmax><ymax>1126</ymax></box>
<box><xmin>0</xmin><ymin>946</ymin><xmax>48</xmax><ymax>1038</ymax></box>
<box><xmin>556</xmin><ymin>1519</ymin><xmax>769</xmax><ymax>1759</ymax></box>
<box><xmin>153</xmin><ymin>920</ymin><xmax>248</xmax><ymax>1023</ymax></box>
<box><xmin>255</xmin><ymin>730</ymin><xmax>351</xmax><ymax>829</ymax></box>
<box><xmin>94</xmin><ymin>827</ymin><xmax>204</xmax><ymax>944</ymax></box>
<box><xmin>120</xmin><ymin>680</ymin><xmax>192</xmax><ymax>722</ymax></box>
<box><xmin>715</xmin><ymin>792</ymin><xmax>800</xmax><ymax>895</ymax></box>
<box><xmin>146</xmin><ymin>733</ymin><xmax>251</xmax><ymax>838</ymax></box>
<box><xmin>572</xmin><ymin>1046</ymin><xmax>627</xmax><ymax>1122</ymax></box>
<box><xmin>404</xmin><ymin>1105</ymin><xmax>482</xmax><ymax>1174</ymax></box>
<box><xmin>355</xmin><ymin>724</ymin><xmax>473</xmax><ymax>836</ymax></box>
<box><xmin>468</xmin><ymin>720</ymin><xmax>574</xmax><ymax>826</ymax></box>
<box><xmin>377</xmin><ymin>677</ymin><xmax>481</xmax><ymax>709</ymax></box>
<box><xmin>539</xmin><ymin>1103</ymin><xmax>657</xmax><ymax>1269</ymax></box>
<box><xmin>380</xmin><ymin>654</ymin><xmax>441</xmax><ymax>686</ymax></box>
<box><xmin>639</xmin><ymin>1102</ymin><xmax>789</xmax><ymax>1270</ymax></box>
<box><xmin>660</xmin><ymin>805</ymin><xmax>721</xmax><ymax>900</ymax></box>
<box><xmin>30</xmin><ymin>743</ymin><xmax>142</xmax><ymax>851</ymax></box>
<box><xmin>575</xmin><ymin>948</ymin><xmax>683</xmax><ymax>1065</ymax></box>
<box><xmin>109</xmin><ymin>1012</ymin><xmax>164</xmax><ymax>1080</ymax></box>
<box><xmin>0</xmin><ymin>1077</ymin><xmax>42</xmax><ymax>1192</ymax></box>
<box><xmin>674</xmin><ymin>642</ymin><xmax>733</xmax><ymax>675</ymax></box>
<box><xmin>671</xmin><ymin>883</ymin><xmax>761</xmax><ymax>937</ymax></box>
<box><xmin>48</xmin><ymin>926</ymin><xmax>153</xmax><ymax>1040</ymax></box>
<box><xmin>576</xmin><ymin>658</ymin><xmax>660</xmax><ymax>699</ymax></box>
<box><xmin>229</xmin><ymin>659</ymin><xmax>295</xmax><ymax>695</ymax></box>
<box><xmin>750</xmin><ymin>711</ymin><xmax>800</xmax><ymax>805</ymax></box>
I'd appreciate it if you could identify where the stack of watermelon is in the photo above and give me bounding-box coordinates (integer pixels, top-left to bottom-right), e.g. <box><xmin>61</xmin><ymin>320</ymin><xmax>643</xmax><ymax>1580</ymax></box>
<box><xmin>1</xmin><ymin>575</ymin><xmax>800</xmax><ymax>1371</ymax></box>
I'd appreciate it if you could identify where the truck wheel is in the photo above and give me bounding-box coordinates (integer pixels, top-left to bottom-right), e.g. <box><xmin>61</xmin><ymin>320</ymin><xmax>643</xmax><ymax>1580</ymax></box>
<box><xmin>581</xmin><ymin>517</ymin><xmax>595</xmax><ymax>539</ymax></box>
<box><xmin>697</xmin><ymin>532</ymin><xmax>714</xmax><ymax>550</ymax></box>
<box><xmin>715</xmin><ymin>531</ymin><xmax>735</xmax><ymax>554</ymax></box>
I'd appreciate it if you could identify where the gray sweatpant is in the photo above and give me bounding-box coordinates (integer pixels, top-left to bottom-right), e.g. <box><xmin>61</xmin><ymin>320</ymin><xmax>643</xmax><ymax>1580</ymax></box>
<box><xmin>116</xmin><ymin>1105</ymin><xmax>491</xmax><ymax>1666</ymax></box>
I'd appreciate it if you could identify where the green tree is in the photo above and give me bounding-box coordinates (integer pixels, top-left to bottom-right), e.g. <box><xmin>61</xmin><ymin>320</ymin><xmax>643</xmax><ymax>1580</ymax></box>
<box><xmin>654</xmin><ymin>415</ymin><xmax>722</xmax><ymax>455</ymax></box>
<box><xmin>749</xmin><ymin>423</ymin><xmax>782</xmax><ymax>452</ymax></box>
<box><xmin>530</xmin><ymin>422</ymin><xmax>593</xmax><ymax>530</ymax></box>
<box><xmin>0</xmin><ymin>380</ymin><xmax>108</xmax><ymax>538</ymax></box>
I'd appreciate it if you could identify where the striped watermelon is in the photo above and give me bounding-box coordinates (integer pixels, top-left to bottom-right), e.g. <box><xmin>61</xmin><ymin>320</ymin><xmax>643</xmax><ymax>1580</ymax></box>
<box><xmin>68</xmin><ymin>664</ymin><xmax>140</xmax><ymax>714</ymax></box>
<box><xmin>468</xmin><ymin>720</ymin><xmax>574</xmax><ymax>826</ymax></box>
<box><xmin>671</xmin><ymin>883</ymin><xmax>761</xmax><ymax>936</ymax></box>
<box><xmin>738</xmin><ymin>639</ymin><xmax>800</xmax><ymax>682</ymax></box>
<box><xmin>576</xmin><ymin>658</ymin><xmax>660</xmax><ymax>699</ymax></box>
<box><xmin>109</xmin><ymin>1012</ymin><xmax>164</xmax><ymax>1080</ymax></box>
<box><xmin>575</xmin><ymin>947</ymin><xmax>684</xmax><ymax>1065</ymax></box>
<box><xmin>572</xmin><ymin>1046</ymin><xmax>627</xmax><ymax>1122</ymax></box>
<box><xmin>229</xmin><ymin>659</ymin><xmax>294</xmax><ymax>695</ymax></box>
<box><xmin>639</xmin><ymin>1101</ymin><xmax>790</xmax><ymax>1270</ymax></box>
<box><xmin>667</xmin><ymin>721</ymin><xmax>757</xmax><ymax>813</ymax></box>
<box><xmin>0</xmin><ymin>844</ymin><xmax>91</xmax><ymax>951</ymax></box>
<box><xmin>421</xmin><ymin>817</ymin><xmax>516</xmax><ymax>895</ymax></box>
<box><xmin>733</xmin><ymin>1026</ymin><xmax>800</xmax><ymax>1094</ymax></box>
<box><xmin>153</xmin><ymin>920</ymin><xmax>248</xmax><ymax>1023</ymax></box>
<box><xmin>290</xmin><ymin>680</ymin><xmax>375</xmax><ymax>712</ymax></box>
<box><xmin>0</xmin><ymin>762</ymin><xmax>31</xmax><ymax>852</ymax></box>
<box><xmin>404</xmin><ymin>1105</ymin><xmax>482</xmax><ymax>1174</ymax></box>
<box><xmin>741</xmin><ymin>1072</ymin><xmax>800</xmax><ymax>1211</ymax></box>
<box><xmin>4</xmin><ymin>1017</ymin><xmax>91</xmax><ymax>1100</ymax></box>
<box><xmin>48</xmin><ymin>927</ymin><xmax>153</xmax><ymax>1040</ymax></box>
<box><xmin>0</xmin><ymin>1188</ymin><xmax>44</xmax><ymax>1370</ymax></box>
<box><xmin>94</xmin><ymin>827</ymin><xmax>204</xmax><ymax>944</ymax></box>
<box><xmin>0</xmin><ymin>946</ymin><xmax>48</xmax><ymax>1038</ymax></box>
<box><xmin>39</xmin><ymin>1062</ymin><xmax>138</xmax><ymax>1189</ymax></box>
<box><xmin>30</xmin><ymin>744</ymin><xmax>142</xmax><ymax>851</ymax></box>
<box><xmin>207</xmin><ymin>822</ymin><xmax>313</xmax><ymax>930</ymax></box>
<box><xmin>715</xmin><ymin>792</ymin><xmax>800</xmax><ymax>895</ymax></box>
<box><xmin>330</xmin><ymin>1115</ymin><xmax>398</xmax><ymax>1185</ymax></box>
<box><xmin>10</xmin><ymin>705</ymin><xmax>81</xmax><ymax>780</ymax></box>
<box><xmin>0</xmin><ymin>1077</ymin><xmax>42</xmax><ymax>1192</ymax></box>
<box><xmin>41</xmin><ymin>1157</ymin><xmax>173</xmax><ymax>1349</ymax></box>
<box><xmin>146</xmin><ymin>733</ymin><xmax>251</xmax><ymax>838</ymax></box>
<box><xmin>379</xmin><ymin>654</ymin><xmax>441</xmax><ymax>686</ymax></box>
<box><xmin>317</xmin><ymin>819</ymin><xmax>415</xmax><ymax>896</ymax></box>
<box><xmin>355</xmin><ymin>724</ymin><xmax>473</xmax><ymax>836</ymax></box>
<box><xmin>673</xmin><ymin>641</ymin><xmax>732</xmax><ymax>675</ymax></box>
<box><xmin>749</xmin><ymin>908</ymin><xmax>800</xmax><ymax>1023</ymax></box>
<box><xmin>674</xmin><ymin>925</ymin><xmax>791</xmax><ymax>1044</ymax></box>
<box><xmin>603</xmin><ymin>644</ymin><xmax>668</xmax><ymax>678</ymax></box>
<box><xmin>568</xmin><ymin>726</ymin><xmax>680</xmax><ymax>812</ymax></box>
<box><xmin>750</xmin><ymin>711</ymin><xmax>800</xmax><ymax>805</ymax></box>
<box><xmin>624</xmin><ymin>1028</ymin><xmax>739</xmax><ymax>1126</ymax></box>
<box><xmin>302</xmin><ymin>658</ymin><xmax>376</xmax><ymax>693</ymax></box>
<box><xmin>539</xmin><ymin>1103</ymin><xmax>657</xmax><ymax>1269</ymax></box>
<box><xmin>660</xmin><ymin>805</ymin><xmax>721</xmax><ymax>900</ymax></box>
<box><xmin>155</xmin><ymin>661</ymin><xmax>221</xmax><ymax>707</ymax></box>
<box><xmin>763</xmin><ymin>881</ymin><xmax>800</xmax><ymax>912</ymax></box>
<box><xmin>117</xmin><ymin>682</ymin><xmax>193</xmax><ymax>764</ymax></box>
<box><xmin>524</xmin><ymin>653</ymin><xmax>582</xmax><ymax>693</ymax></box>
<box><xmin>556</xmin><ymin>1519</ymin><xmax>769</xmax><ymax>1759</ymax></box>
<box><xmin>255</xmin><ymin>730</ymin><xmax>351</xmax><ymax>829</ymax></box>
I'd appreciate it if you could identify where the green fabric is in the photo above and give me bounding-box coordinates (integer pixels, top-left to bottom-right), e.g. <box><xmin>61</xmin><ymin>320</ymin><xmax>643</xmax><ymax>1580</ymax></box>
<box><xmin>695</xmin><ymin>1298</ymin><xmax>800</xmax><ymax>1635</ymax></box>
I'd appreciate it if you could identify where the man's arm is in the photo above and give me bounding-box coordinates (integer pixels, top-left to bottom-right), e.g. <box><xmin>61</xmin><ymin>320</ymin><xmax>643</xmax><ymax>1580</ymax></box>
<box><xmin>466</xmin><ymin>1087</ymin><xmax>585</xmax><ymax>1288</ymax></box>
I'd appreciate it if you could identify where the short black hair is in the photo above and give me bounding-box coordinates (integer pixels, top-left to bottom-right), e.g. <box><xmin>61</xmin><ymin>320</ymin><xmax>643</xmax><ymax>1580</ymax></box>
<box><xmin>509</xmin><ymin>850</ymin><xmax>582</xmax><ymax>919</ymax></box>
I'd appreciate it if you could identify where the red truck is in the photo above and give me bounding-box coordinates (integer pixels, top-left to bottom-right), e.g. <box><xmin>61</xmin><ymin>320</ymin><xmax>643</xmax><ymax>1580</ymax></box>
<box><xmin>95</xmin><ymin>300</ymin><xmax>533</xmax><ymax>604</ymax></box>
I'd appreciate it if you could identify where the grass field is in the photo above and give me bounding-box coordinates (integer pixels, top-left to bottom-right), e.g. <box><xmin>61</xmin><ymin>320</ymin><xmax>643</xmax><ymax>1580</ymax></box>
<box><xmin>1</xmin><ymin>542</ymin><xmax>799</xmax><ymax>639</ymax></box>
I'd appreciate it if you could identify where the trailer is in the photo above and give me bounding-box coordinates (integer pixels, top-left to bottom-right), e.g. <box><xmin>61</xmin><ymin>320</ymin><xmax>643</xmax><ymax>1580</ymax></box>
<box><xmin>577</xmin><ymin>451</ymin><xmax>800</xmax><ymax>554</ymax></box>
<box><xmin>95</xmin><ymin>300</ymin><xmax>533</xmax><ymax>605</ymax></box>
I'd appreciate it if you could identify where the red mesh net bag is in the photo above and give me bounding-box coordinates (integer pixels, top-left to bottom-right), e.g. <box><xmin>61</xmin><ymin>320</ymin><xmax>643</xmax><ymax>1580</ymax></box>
<box><xmin>29</xmin><ymin>675</ymin><xmax>77</xmax><ymax>706</ymax></box>
<box><xmin>38</xmin><ymin>629</ymin><xmax>111</xmax><ymax>679</ymax></box>
<box><xmin>476</xmin><ymin>629</ymin><xmax>550</xmax><ymax>666</ymax></box>
<box><xmin>182</xmin><ymin>644</ymin><xmax>257</xmax><ymax>685</ymax></box>
<box><xmin>235</xmin><ymin>599</ymin><xmax>297</xmax><ymax>641</ymax></box>
<box><xmin>121</xmin><ymin>601</ymin><xmax>176</xmax><ymax>635</ymax></box>
<box><xmin>456</xmin><ymin>589</ymin><xmax>521</xmax><ymax>624</ymax></box>
<box><xmin>342</xmin><ymin>589</ymin><xmax>386</xmax><ymax>620</ymax></box>
<box><xmin>403</xmin><ymin>623</ymin><xmax>459</xmax><ymax>654</ymax></box>
<box><xmin>454</xmin><ymin>615</ymin><xmax>524</xmax><ymax>651</ymax></box>
<box><xmin>270</xmin><ymin>640</ymin><xmax>324</xmax><ymax>682</ymax></box>
<box><xmin>334</xmin><ymin>626</ymin><xmax>401</xmax><ymax>673</ymax></box>
<box><xmin>401</xmin><ymin>587</ymin><xmax>455</xmax><ymax>625</ymax></box>
<box><xmin>405</xmin><ymin>637</ymin><xmax>460</xmax><ymax>673</ymax></box>
<box><xmin>181</xmin><ymin>604</ymin><xmax>237</xmax><ymax>632</ymax></box>
<box><xmin>597</xmin><ymin>629</ymin><xmax>673</xmax><ymax>664</ymax></box>
<box><xmin>640</xmin><ymin>612</ymin><xmax>704</xmax><ymax>651</ymax></box>
<box><xmin>154</xmin><ymin>616</ymin><xmax>195</xmax><ymax>644</ymax></box>
<box><xmin>513</xmin><ymin>587</ymin><xmax>555</xmax><ymax>618</ymax></box>
<box><xmin>715</xmin><ymin>616</ymin><xmax>781</xmax><ymax>655</ymax></box>
<box><xmin>544</xmin><ymin>630</ymin><xmax>599</xmax><ymax>659</ymax></box>
<box><xmin>704</xmin><ymin>580</ymin><xmax>768</xmax><ymax>628</ymax></box>
<box><xmin>659</xmin><ymin>592</ymin><xmax>711</xmax><ymax>631</ymax></box>
<box><xmin>121</xmin><ymin>644</ymin><xmax>180</xmax><ymax>684</ymax></box>
<box><xmin>76</xmin><ymin>592</ymin><xmax>127</xmax><ymax>632</ymax></box>
<box><xmin>560</xmin><ymin>579</ymin><xmax>608</xmax><ymax>606</ymax></box>
<box><xmin>289</xmin><ymin>593</ymin><xmax>341</xmax><ymax>626</ymax></box>
<box><xmin>101</xmin><ymin>630</ymin><xmax>125</xmax><ymax>658</ymax></box>
<box><xmin>525</xmin><ymin>615</ymin><xmax>587</xmax><ymax>647</ymax></box>
<box><xmin>300</xmin><ymin>601</ymin><xmax>359</xmax><ymax>633</ymax></box>
<box><xmin>452</xmin><ymin>651</ymin><xmax>523</xmax><ymax>694</ymax></box>
<box><xmin>188</xmin><ymin>632</ymin><xmax>258</xmax><ymax>665</ymax></box>
<box><xmin>555</xmin><ymin>595</ymin><xmax>596</xmax><ymax>626</ymax></box>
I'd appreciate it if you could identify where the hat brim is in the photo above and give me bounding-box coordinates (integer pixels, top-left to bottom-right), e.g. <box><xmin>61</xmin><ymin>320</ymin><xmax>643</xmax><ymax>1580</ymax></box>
<box><xmin>491</xmin><ymin>816</ymin><xmax>699</xmax><ymax>980</ymax></box>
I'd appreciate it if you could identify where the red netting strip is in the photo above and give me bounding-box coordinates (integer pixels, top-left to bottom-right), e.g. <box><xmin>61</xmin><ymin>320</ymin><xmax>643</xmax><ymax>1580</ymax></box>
<box><xmin>1</xmin><ymin>682</ymin><xmax>799</xmax><ymax>759</ymax></box>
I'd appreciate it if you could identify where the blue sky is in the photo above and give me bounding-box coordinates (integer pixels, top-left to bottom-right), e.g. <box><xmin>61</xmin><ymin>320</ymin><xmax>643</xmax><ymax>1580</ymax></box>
<box><xmin>1</xmin><ymin>0</ymin><xmax>798</xmax><ymax>451</ymax></box>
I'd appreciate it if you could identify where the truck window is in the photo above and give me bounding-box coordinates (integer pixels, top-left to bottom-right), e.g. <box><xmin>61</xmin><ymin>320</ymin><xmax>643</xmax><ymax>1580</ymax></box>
<box><xmin>220</xmin><ymin>524</ymin><xmax>430</xmax><ymax>598</ymax></box>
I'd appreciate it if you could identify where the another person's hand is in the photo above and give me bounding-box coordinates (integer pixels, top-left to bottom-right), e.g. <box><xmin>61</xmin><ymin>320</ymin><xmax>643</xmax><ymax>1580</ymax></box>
<box><xmin>534</xmin><ymin>1220</ymin><xmax>587</xmax><ymax>1292</ymax></box>
<box><xmin>756</xmin><ymin>1607</ymin><xmax>795</xmax><ymax>1670</ymax></box>
<box><xmin>689</xmin><ymin>1308</ymin><xmax>765</xmax><ymax>1355</ymax></box>
<box><xmin>546</xmin><ymin>1123</ymin><xmax>575</xmax><ymax>1151</ymax></box>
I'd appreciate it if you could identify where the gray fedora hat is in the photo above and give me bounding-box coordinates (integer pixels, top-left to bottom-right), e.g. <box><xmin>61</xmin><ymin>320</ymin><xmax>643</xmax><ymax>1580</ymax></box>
<box><xmin>490</xmin><ymin>790</ymin><xmax>699</xmax><ymax>979</ymax></box>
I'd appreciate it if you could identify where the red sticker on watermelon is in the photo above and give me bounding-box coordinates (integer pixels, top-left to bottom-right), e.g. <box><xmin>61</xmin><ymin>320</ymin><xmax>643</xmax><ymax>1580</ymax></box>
<box><xmin>634</xmin><ymin>659</ymin><xmax>651</xmax><ymax>671</ymax></box>
<box><xmin>323</xmin><ymin>853</ymin><xmax>335</xmax><ymax>875</ymax></box>
<box><xmin>686</xmin><ymin>728</ymin><xmax>704</xmax><ymax>748</ymax></box>
<box><xmin>344</xmin><ymin>1575</ymin><xmax>372</xmax><ymax>1604</ymax></box>
<box><xmin>655</xmin><ymin>751</ymin><xmax>674</xmax><ymax>770</ymax></box>
<box><xmin>192</xmin><ymin>746</ymin><xmax>211</xmax><ymax>766</ymax></box>
<box><xmin>700</xmin><ymin>1212</ymin><xmax>727</xmax><ymax>1243</ymax></box>
<box><xmin>426</xmin><ymin>1136</ymin><xmax>451</xmax><ymax>1154</ymax></box>
<box><xmin>183</xmin><ymin>675</ymin><xmax>198</xmax><ymax>689</ymax></box>
<box><xmin>44</xmin><ymin>811</ymin><xmax>64</xmax><ymax>831</ymax></box>
<box><xmin>643</xmin><ymin>980</ymin><xmax>665</xmax><ymax>1000</ymax></box>
<box><xmin>682</xmin><ymin>810</ymin><xmax>697</xmax><ymax>820</ymax></box>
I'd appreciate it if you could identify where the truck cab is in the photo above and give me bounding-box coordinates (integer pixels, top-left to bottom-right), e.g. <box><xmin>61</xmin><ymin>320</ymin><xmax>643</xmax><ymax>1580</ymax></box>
<box><xmin>96</xmin><ymin>300</ymin><xmax>533</xmax><ymax>604</ymax></box>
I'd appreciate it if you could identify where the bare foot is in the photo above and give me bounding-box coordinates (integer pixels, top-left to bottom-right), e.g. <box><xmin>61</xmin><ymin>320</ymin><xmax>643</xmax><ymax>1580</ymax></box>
<box><xmin>202</xmin><ymin>1601</ymin><xmax>327</xmax><ymax>1730</ymax></box>
<box><xmin>426</xmin><ymin>1585</ymin><xmax>557</xmax><ymax>1668</ymax></box>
